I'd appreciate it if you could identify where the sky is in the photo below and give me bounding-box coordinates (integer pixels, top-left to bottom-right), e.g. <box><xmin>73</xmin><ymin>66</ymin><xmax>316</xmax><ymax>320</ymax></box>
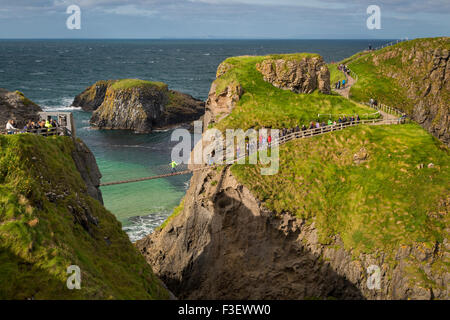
<box><xmin>0</xmin><ymin>0</ymin><xmax>449</xmax><ymax>39</ymax></box>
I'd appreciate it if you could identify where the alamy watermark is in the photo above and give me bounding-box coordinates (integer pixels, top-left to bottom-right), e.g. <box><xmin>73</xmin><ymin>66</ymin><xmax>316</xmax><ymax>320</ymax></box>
<box><xmin>171</xmin><ymin>121</ymin><xmax>280</xmax><ymax>175</ymax></box>
<box><xmin>367</xmin><ymin>5</ymin><xmax>381</xmax><ymax>30</ymax></box>
<box><xmin>66</xmin><ymin>265</ymin><xmax>81</xmax><ymax>290</ymax></box>
<box><xmin>66</xmin><ymin>5</ymin><xmax>81</xmax><ymax>30</ymax></box>
<box><xmin>366</xmin><ymin>265</ymin><xmax>381</xmax><ymax>290</ymax></box>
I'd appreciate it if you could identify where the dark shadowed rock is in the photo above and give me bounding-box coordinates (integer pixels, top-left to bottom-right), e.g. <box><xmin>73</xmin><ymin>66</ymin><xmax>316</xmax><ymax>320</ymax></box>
<box><xmin>0</xmin><ymin>88</ymin><xmax>42</xmax><ymax>128</ymax></box>
<box><xmin>71</xmin><ymin>139</ymin><xmax>104</xmax><ymax>204</ymax></box>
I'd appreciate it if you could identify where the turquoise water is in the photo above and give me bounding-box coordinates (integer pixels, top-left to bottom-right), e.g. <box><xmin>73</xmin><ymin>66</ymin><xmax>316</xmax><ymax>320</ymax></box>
<box><xmin>0</xmin><ymin>39</ymin><xmax>391</xmax><ymax>241</ymax></box>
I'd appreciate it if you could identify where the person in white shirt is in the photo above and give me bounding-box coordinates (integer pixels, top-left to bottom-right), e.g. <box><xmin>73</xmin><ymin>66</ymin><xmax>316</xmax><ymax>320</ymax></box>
<box><xmin>6</xmin><ymin>120</ymin><xmax>17</xmax><ymax>134</ymax></box>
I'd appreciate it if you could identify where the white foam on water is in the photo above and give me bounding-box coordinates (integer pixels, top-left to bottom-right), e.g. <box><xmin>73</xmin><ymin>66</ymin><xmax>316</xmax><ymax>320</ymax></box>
<box><xmin>123</xmin><ymin>211</ymin><xmax>170</xmax><ymax>242</ymax></box>
<box><xmin>40</xmin><ymin>97</ymin><xmax>83</xmax><ymax>112</ymax></box>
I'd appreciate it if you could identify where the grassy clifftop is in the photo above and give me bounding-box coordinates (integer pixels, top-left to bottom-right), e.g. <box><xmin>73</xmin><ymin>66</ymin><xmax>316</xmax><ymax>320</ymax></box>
<box><xmin>212</xmin><ymin>54</ymin><xmax>378</xmax><ymax>131</ymax></box>
<box><xmin>0</xmin><ymin>134</ymin><xmax>168</xmax><ymax>299</ymax></box>
<box><xmin>346</xmin><ymin>37</ymin><xmax>450</xmax><ymax>145</ymax></box>
<box><xmin>348</xmin><ymin>37</ymin><xmax>450</xmax><ymax>109</ymax></box>
<box><xmin>231</xmin><ymin>124</ymin><xmax>449</xmax><ymax>277</ymax></box>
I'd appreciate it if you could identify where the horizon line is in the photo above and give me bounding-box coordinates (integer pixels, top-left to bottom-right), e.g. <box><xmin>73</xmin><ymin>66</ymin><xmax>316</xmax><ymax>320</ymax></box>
<box><xmin>0</xmin><ymin>37</ymin><xmax>403</xmax><ymax>41</ymax></box>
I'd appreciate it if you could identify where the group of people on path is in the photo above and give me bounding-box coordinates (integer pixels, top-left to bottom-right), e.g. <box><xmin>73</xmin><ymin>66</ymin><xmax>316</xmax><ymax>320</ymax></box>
<box><xmin>4</xmin><ymin>117</ymin><xmax>59</xmax><ymax>135</ymax></box>
<box><xmin>334</xmin><ymin>64</ymin><xmax>352</xmax><ymax>90</ymax></box>
<box><xmin>281</xmin><ymin>115</ymin><xmax>361</xmax><ymax>137</ymax></box>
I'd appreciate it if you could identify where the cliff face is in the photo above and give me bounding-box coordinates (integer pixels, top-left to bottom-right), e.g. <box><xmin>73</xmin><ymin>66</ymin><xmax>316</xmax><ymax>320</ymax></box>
<box><xmin>0</xmin><ymin>134</ymin><xmax>168</xmax><ymax>299</ymax></box>
<box><xmin>256</xmin><ymin>57</ymin><xmax>331</xmax><ymax>94</ymax></box>
<box><xmin>349</xmin><ymin>37</ymin><xmax>450</xmax><ymax>146</ymax></box>
<box><xmin>137</xmin><ymin>166</ymin><xmax>448</xmax><ymax>300</ymax></box>
<box><xmin>72</xmin><ymin>80</ymin><xmax>115</xmax><ymax>112</ymax></box>
<box><xmin>90</xmin><ymin>82</ymin><xmax>168</xmax><ymax>133</ymax></box>
<box><xmin>75</xmin><ymin>79</ymin><xmax>204</xmax><ymax>133</ymax></box>
<box><xmin>204</xmin><ymin>80</ymin><xmax>243</xmax><ymax>128</ymax></box>
<box><xmin>0</xmin><ymin>88</ymin><xmax>42</xmax><ymax>128</ymax></box>
<box><xmin>71</xmin><ymin>139</ymin><xmax>103</xmax><ymax>204</ymax></box>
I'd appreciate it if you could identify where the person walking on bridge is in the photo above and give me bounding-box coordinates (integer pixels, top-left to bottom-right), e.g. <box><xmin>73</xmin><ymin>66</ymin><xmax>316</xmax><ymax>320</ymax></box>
<box><xmin>170</xmin><ymin>160</ymin><xmax>178</xmax><ymax>173</ymax></box>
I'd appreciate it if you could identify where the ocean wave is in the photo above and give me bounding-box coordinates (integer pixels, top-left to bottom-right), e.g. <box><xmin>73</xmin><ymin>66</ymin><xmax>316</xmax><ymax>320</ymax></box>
<box><xmin>29</xmin><ymin>72</ymin><xmax>46</xmax><ymax>76</ymax></box>
<box><xmin>123</xmin><ymin>211</ymin><xmax>170</xmax><ymax>242</ymax></box>
<box><xmin>39</xmin><ymin>97</ymin><xmax>78</xmax><ymax>111</ymax></box>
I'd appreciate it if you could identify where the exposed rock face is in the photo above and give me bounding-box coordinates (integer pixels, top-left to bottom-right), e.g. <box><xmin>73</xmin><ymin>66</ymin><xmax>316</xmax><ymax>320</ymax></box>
<box><xmin>203</xmin><ymin>81</ymin><xmax>243</xmax><ymax>128</ymax></box>
<box><xmin>71</xmin><ymin>139</ymin><xmax>103</xmax><ymax>204</ymax></box>
<box><xmin>256</xmin><ymin>57</ymin><xmax>331</xmax><ymax>94</ymax></box>
<box><xmin>137</xmin><ymin>166</ymin><xmax>448</xmax><ymax>300</ymax></box>
<box><xmin>72</xmin><ymin>80</ymin><xmax>115</xmax><ymax>112</ymax></box>
<box><xmin>85</xmin><ymin>80</ymin><xmax>204</xmax><ymax>133</ymax></box>
<box><xmin>370</xmin><ymin>38</ymin><xmax>450</xmax><ymax>146</ymax></box>
<box><xmin>0</xmin><ymin>88</ymin><xmax>42</xmax><ymax>128</ymax></box>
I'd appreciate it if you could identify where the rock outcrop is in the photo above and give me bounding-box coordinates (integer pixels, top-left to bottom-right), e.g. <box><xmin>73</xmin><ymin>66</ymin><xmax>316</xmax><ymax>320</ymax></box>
<box><xmin>71</xmin><ymin>139</ymin><xmax>104</xmax><ymax>204</ymax></box>
<box><xmin>203</xmin><ymin>80</ymin><xmax>243</xmax><ymax>128</ymax></box>
<box><xmin>0</xmin><ymin>88</ymin><xmax>42</xmax><ymax>128</ymax></box>
<box><xmin>137</xmin><ymin>166</ymin><xmax>448</xmax><ymax>300</ymax></box>
<box><xmin>256</xmin><ymin>57</ymin><xmax>331</xmax><ymax>94</ymax></box>
<box><xmin>75</xmin><ymin>79</ymin><xmax>204</xmax><ymax>133</ymax></box>
<box><xmin>72</xmin><ymin>80</ymin><xmax>115</xmax><ymax>112</ymax></box>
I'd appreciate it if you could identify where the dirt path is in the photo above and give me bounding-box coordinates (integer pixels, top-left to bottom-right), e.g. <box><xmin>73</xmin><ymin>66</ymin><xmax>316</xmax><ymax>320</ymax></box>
<box><xmin>334</xmin><ymin>70</ymin><xmax>398</xmax><ymax>124</ymax></box>
<box><xmin>334</xmin><ymin>73</ymin><xmax>356</xmax><ymax>99</ymax></box>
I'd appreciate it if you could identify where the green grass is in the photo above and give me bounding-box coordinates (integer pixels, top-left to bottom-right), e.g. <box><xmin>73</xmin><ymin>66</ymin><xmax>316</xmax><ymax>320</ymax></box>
<box><xmin>0</xmin><ymin>134</ymin><xmax>168</xmax><ymax>299</ymax></box>
<box><xmin>328</xmin><ymin>64</ymin><xmax>346</xmax><ymax>85</ymax></box>
<box><xmin>157</xmin><ymin>198</ymin><xmax>185</xmax><ymax>231</ymax></box>
<box><xmin>110</xmin><ymin>79</ymin><xmax>168</xmax><ymax>91</ymax></box>
<box><xmin>212</xmin><ymin>54</ymin><xmax>378</xmax><ymax>131</ymax></box>
<box><xmin>347</xmin><ymin>37</ymin><xmax>450</xmax><ymax>113</ymax></box>
<box><xmin>14</xmin><ymin>90</ymin><xmax>38</xmax><ymax>106</ymax></box>
<box><xmin>231</xmin><ymin>124</ymin><xmax>449</xmax><ymax>260</ymax></box>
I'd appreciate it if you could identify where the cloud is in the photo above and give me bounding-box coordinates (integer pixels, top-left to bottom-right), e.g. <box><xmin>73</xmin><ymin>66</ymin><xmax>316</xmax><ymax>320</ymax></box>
<box><xmin>102</xmin><ymin>4</ymin><xmax>157</xmax><ymax>17</ymax></box>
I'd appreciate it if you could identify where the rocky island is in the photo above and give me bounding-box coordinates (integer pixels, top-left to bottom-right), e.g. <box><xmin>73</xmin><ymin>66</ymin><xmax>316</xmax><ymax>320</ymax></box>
<box><xmin>73</xmin><ymin>79</ymin><xmax>205</xmax><ymax>133</ymax></box>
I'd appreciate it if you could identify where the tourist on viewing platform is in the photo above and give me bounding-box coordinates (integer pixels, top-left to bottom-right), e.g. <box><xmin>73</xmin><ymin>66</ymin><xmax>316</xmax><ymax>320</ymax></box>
<box><xmin>301</xmin><ymin>124</ymin><xmax>307</xmax><ymax>131</ymax></box>
<box><xmin>342</xmin><ymin>79</ymin><xmax>346</xmax><ymax>88</ymax></box>
<box><xmin>23</xmin><ymin>121</ymin><xmax>32</xmax><ymax>132</ymax></box>
<box><xmin>6</xmin><ymin>120</ymin><xmax>17</xmax><ymax>134</ymax></box>
<box><xmin>315</xmin><ymin>122</ymin><xmax>320</xmax><ymax>129</ymax></box>
<box><xmin>338</xmin><ymin>117</ymin><xmax>342</xmax><ymax>124</ymax></box>
<box><xmin>328</xmin><ymin>119</ymin><xmax>333</xmax><ymax>126</ymax></box>
<box><xmin>309</xmin><ymin>122</ymin><xmax>315</xmax><ymax>129</ymax></box>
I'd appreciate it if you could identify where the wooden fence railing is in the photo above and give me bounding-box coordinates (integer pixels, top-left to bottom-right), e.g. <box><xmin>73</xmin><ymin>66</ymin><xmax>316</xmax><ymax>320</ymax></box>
<box><xmin>0</xmin><ymin>127</ymin><xmax>72</xmax><ymax>137</ymax></box>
